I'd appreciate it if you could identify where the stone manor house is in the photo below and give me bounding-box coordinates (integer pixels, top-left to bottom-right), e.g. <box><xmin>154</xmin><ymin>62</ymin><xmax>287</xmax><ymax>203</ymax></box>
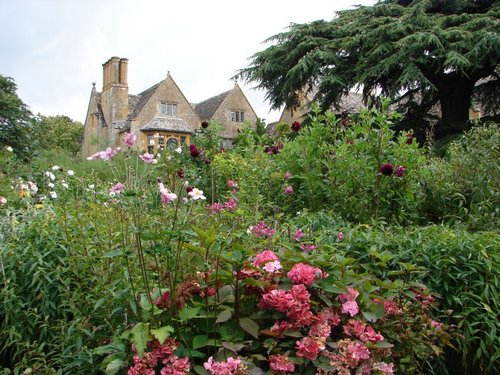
<box><xmin>82</xmin><ymin>57</ymin><xmax>258</xmax><ymax>156</ymax></box>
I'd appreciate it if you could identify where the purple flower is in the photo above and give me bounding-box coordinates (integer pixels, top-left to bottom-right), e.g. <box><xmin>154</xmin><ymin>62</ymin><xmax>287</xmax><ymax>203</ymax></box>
<box><xmin>379</xmin><ymin>163</ymin><xmax>394</xmax><ymax>176</ymax></box>
<box><xmin>124</xmin><ymin>132</ymin><xmax>136</xmax><ymax>147</ymax></box>
<box><xmin>337</xmin><ymin>232</ymin><xmax>344</xmax><ymax>241</ymax></box>
<box><xmin>140</xmin><ymin>153</ymin><xmax>155</xmax><ymax>163</ymax></box>
<box><xmin>284</xmin><ymin>185</ymin><xmax>294</xmax><ymax>195</ymax></box>
<box><xmin>291</xmin><ymin>121</ymin><xmax>301</xmax><ymax>132</ymax></box>
<box><xmin>395</xmin><ymin>165</ymin><xmax>405</xmax><ymax>177</ymax></box>
<box><xmin>284</xmin><ymin>171</ymin><xmax>292</xmax><ymax>180</ymax></box>
<box><xmin>189</xmin><ymin>144</ymin><xmax>200</xmax><ymax>158</ymax></box>
<box><xmin>110</xmin><ymin>182</ymin><xmax>124</xmax><ymax>193</ymax></box>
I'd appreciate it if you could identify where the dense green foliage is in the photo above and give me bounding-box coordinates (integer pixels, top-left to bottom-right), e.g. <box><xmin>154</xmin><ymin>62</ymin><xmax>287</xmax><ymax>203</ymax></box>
<box><xmin>34</xmin><ymin>115</ymin><xmax>84</xmax><ymax>155</ymax></box>
<box><xmin>237</xmin><ymin>0</ymin><xmax>500</xmax><ymax>137</ymax></box>
<box><xmin>0</xmin><ymin>75</ymin><xmax>34</xmax><ymax>159</ymax></box>
<box><xmin>0</xmin><ymin>107</ymin><xmax>498</xmax><ymax>374</ymax></box>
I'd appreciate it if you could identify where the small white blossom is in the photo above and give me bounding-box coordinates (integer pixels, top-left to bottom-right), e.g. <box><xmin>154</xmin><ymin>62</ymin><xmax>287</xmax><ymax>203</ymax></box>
<box><xmin>175</xmin><ymin>147</ymin><xmax>182</xmax><ymax>154</ymax></box>
<box><xmin>45</xmin><ymin>171</ymin><xmax>56</xmax><ymax>181</ymax></box>
<box><xmin>52</xmin><ymin>165</ymin><xmax>60</xmax><ymax>171</ymax></box>
<box><xmin>0</xmin><ymin>197</ymin><xmax>7</xmax><ymax>205</ymax></box>
<box><xmin>49</xmin><ymin>191</ymin><xmax>57</xmax><ymax>199</ymax></box>
<box><xmin>67</xmin><ymin>170</ymin><xmax>75</xmax><ymax>176</ymax></box>
<box><xmin>5</xmin><ymin>146</ymin><xmax>13</xmax><ymax>152</ymax></box>
<box><xmin>62</xmin><ymin>183</ymin><xmax>69</xmax><ymax>189</ymax></box>
<box><xmin>88</xmin><ymin>184</ymin><xmax>95</xmax><ymax>189</ymax></box>
<box><xmin>47</xmin><ymin>182</ymin><xmax>55</xmax><ymax>189</ymax></box>
<box><xmin>188</xmin><ymin>188</ymin><xmax>206</xmax><ymax>201</ymax></box>
<box><xmin>109</xmin><ymin>191</ymin><xmax>116</xmax><ymax>198</ymax></box>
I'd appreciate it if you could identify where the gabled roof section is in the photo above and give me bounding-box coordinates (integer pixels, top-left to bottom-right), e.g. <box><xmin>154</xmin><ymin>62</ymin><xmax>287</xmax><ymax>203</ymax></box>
<box><xmin>129</xmin><ymin>82</ymin><xmax>162</xmax><ymax>120</ymax></box>
<box><xmin>194</xmin><ymin>90</ymin><xmax>231</xmax><ymax>121</ymax></box>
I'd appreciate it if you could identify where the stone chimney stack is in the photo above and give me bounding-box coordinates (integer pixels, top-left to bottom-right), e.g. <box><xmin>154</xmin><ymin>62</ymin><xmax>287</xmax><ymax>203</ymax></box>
<box><xmin>102</xmin><ymin>56</ymin><xmax>128</xmax><ymax>90</ymax></box>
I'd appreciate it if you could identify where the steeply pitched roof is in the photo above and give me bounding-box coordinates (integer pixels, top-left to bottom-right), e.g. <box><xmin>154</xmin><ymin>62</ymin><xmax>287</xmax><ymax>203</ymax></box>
<box><xmin>140</xmin><ymin>117</ymin><xmax>194</xmax><ymax>134</ymax></box>
<box><xmin>194</xmin><ymin>90</ymin><xmax>231</xmax><ymax>121</ymax></box>
<box><xmin>129</xmin><ymin>82</ymin><xmax>162</xmax><ymax>120</ymax></box>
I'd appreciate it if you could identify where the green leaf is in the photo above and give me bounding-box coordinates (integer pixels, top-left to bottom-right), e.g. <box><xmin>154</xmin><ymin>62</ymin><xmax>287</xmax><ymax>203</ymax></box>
<box><xmin>192</xmin><ymin>334</ymin><xmax>209</xmax><ymax>349</ymax></box>
<box><xmin>362</xmin><ymin>311</ymin><xmax>378</xmax><ymax>323</ymax></box>
<box><xmin>239</xmin><ymin>317</ymin><xmax>259</xmax><ymax>339</ymax></box>
<box><xmin>93</xmin><ymin>297</ymin><xmax>106</xmax><ymax>311</ymax></box>
<box><xmin>102</xmin><ymin>249</ymin><xmax>124</xmax><ymax>258</ymax></box>
<box><xmin>216</xmin><ymin>309</ymin><xmax>232</xmax><ymax>323</ymax></box>
<box><xmin>130</xmin><ymin>322</ymin><xmax>151</xmax><ymax>357</ymax></box>
<box><xmin>178</xmin><ymin>306</ymin><xmax>200</xmax><ymax>322</ymax></box>
<box><xmin>105</xmin><ymin>358</ymin><xmax>126</xmax><ymax>375</ymax></box>
<box><xmin>151</xmin><ymin>326</ymin><xmax>174</xmax><ymax>344</ymax></box>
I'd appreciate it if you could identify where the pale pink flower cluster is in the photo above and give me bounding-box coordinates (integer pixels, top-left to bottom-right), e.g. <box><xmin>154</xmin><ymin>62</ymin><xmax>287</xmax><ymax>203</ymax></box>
<box><xmin>203</xmin><ymin>356</ymin><xmax>242</xmax><ymax>375</ymax></box>
<box><xmin>337</xmin><ymin>231</ymin><xmax>344</xmax><ymax>241</ymax></box>
<box><xmin>0</xmin><ymin>197</ymin><xmax>6</xmax><ymax>206</ymax></box>
<box><xmin>343</xmin><ymin>319</ymin><xmax>384</xmax><ymax>342</ymax></box>
<box><xmin>269</xmin><ymin>354</ymin><xmax>294</xmax><ymax>373</ymax></box>
<box><xmin>253</xmin><ymin>249</ymin><xmax>278</xmax><ymax>267</ymax></box>
<box><xmin>110</xmin><ymin>182</ymin><xmax>124</xmax><ymax>194</ymax></box>
<box><xmin>87</xmin><ymin>147</ymin><xmax>120</xmax><ymax>161</ymax></box>
<box><xmin>124</xmin><ymin>132</ymin><xmax>136</xmax><ymax>147</ymax></box>
<box><xmin>338</xmin><ymin>288</ymin><xmax>360</xmax><ymax>316</ymax></box>
<box><xmin>294</xmin><ymin>228</ymin><xmax>305</xmax><ymax>241</ymax></box>
<box><xmin>140</xmin><ymin>152</ymin><xmax>156</xmax><ymax>164</ymax></box>
<box><xmin>159</xmin><ymin>183</ymin><xmax>177</xmax><ymax>205</ymax></box>
<box><xmin>208</xmin><ymin>198</ymin><xmax>238</xmax><ymax>214</ymax></box>
<box><xmin>259</xmin><ymin>284</ymin><xmax>312</xmax><ymax>328</ymax></box>
<box><xmin>251</xmin><ymin>221</ymin><xmax>275</xmax><ymax>238</ymax></box>
<box><xmin>128</xmin><ymin>339</ymin><xmax>189</xmax><ymax>375</ymax></box>
<box><xmin>300</xmin><ymin>243</ymin><xmax>316</xmax><ymax>253</ymax></box>
<box><xmin>287</xmin><ymin>263</ymin><xmax>323</xmax><ymax>285</ymax></box>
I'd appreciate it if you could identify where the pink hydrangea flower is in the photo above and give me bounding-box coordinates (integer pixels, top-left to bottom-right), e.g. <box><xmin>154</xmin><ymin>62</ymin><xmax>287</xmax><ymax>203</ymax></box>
<box><xmin>372</xmin><ymin>362</ymin><xmax>394</xmax><ymax>374</ymax></box>
<box><xmin>360</xmin><ymin>326</ymin><xmax>384</xmax><ymax>342</ymax></box>
<box><xmin>262</xmin><ymin>260</ymin><xmax>282</xmax><ymax>273</ymax></box>
<box><xmin>296</xmin><ymin>336</ymin><xmax>323</xmax><ymax>360</ymax></box>
<box><xmin>269</xmin><ymin>355</ymin><xmax>295</xmax><ymax>373</ymax></box>
<box><xmin>124</xmin><ymin>132</ymin><xmax>137</xmax><ymax>147</ymax></box>
<box><xmin>258</xmin><ymin>289</ymin><xmax>292</xmax><ymax>312</ymax></box>
<box><xmin>253</xmin><ymin>250</ymin><xmax>279</xmax><ymax>267</ymax></box>
<box><xmin>343</xmin><ymin>319</ymin><xmax>366</xmax><ymax>338</ymax></box>
<box><xmin>140</xmin><ymin>152</ymin><xmax>155</xmax><ymax>163</ymax></box>
<box><xmin>338</xmin><ymin>288</ymin><xmax>360</xmax><ymax>316</ymax></box>
<box><xmin>287</xmin><ymin>263</ymin><xmax>322</xmax><ymax>285</ymax></box>
<box><xmin>203</xmin><ymin>356</ymin><xmax>241</xmax><ymax>375</ymax></box>
<box><xmin>227</xmin><ymin>180</ymin><xmax>238</xmax><ymax>188</ymax></box>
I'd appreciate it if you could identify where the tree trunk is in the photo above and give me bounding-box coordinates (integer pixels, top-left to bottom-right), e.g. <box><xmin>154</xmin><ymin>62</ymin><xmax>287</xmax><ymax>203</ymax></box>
<box><xmin>436</xmin><ymin>75</ymin><xmax>475</xmax><ymax>139</ymax></box>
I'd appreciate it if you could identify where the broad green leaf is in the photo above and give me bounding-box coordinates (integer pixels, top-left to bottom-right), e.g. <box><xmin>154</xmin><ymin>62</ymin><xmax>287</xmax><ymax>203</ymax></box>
<box><xmin>102</xmin><ymin>249</ymin><xmax>124</xmax><ymax>258</ymax></box>
<box><xmin>192</xmin><ymin>334</ymin><xmax>209</xmax><ymax>349</ymax></box>
<box><xmin>216</xmin><ymin>309</ymin><xmax>232</xmax><ymax>323</ymax></box>
<box><xmin>151</xmin><ymin>326</ymin><xmax>174</xmax><ymax>344</ymax></box>
<box><xmin>178</xmin><ymin>306</ymin><xmax>200</xmax><ymax>322</ymax></box>
<box><xmin>130</xmin><ymin>322</ymin><xmax>151</xmax><ymax>357</ymax></box>
<box><xmin>239</xmin><ymin>317</ymin><xmax>259</xmax><ymax>339</ymax></box>
<box><xmin>105</xmin><ymin>358</ymin><xmax>126</xmax><ymax>375</ymax></box>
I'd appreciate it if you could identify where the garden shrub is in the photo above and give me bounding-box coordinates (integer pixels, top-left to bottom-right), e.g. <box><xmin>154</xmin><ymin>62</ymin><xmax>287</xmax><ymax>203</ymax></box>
<box><xmin>421</xmin><ymin>123</ymin><xmax>499</xmax><ymax>230</ymax></box>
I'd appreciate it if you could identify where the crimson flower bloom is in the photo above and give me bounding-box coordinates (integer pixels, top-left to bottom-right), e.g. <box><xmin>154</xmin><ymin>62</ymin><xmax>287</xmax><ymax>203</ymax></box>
<box><xmin>291</xmin><ymin>121</ymin><xmax>301</xmax><ymax>132</ymax></box>
<box><xmin>189</xmin><ymin>144</ymin><xmax>200</xmax><ymax>157</ymax></box>
<box><xmin>379</xmin><ymin>163</ymin><xmax>394</xmax><ymax>176</ymax></box>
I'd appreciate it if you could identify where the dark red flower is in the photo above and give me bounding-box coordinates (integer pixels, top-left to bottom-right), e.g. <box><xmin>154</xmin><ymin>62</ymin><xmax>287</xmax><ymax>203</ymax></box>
<box><xmin>406</xmin><ymin>132</ymin><xmax>414</xmax><ymax>145</ymax></box>
<box><xmin>186</xmin><ymin>186</ymin><xmax>193</xmax><ymax>193</ymax></box>
<box><xmin>341</xmin><ymin>111</ymin><xmax>349</xmax><ymax>127</ymax></box>
<box><xmin>176</xmin><ymin>168</ymin><xmax>184</xmax><ymax>179</ymax></box>
<box><xmin>189</xmin><ymin>144</ymin><xmax>200</xmax><ymax>158</ymax></box>
<box><xmin>202</xmin><ymin>156</ymin><xmax>211</xmax><ymax>165</ymax></box>
<box><xmin>291</xmin><ymin>121</ymin><xmax>301</xmax><ymax>132</ymax></box>
<box><xmin>395</xmin><ymin>165</ymin><xmax>405</xmax><ymax>177</ymax></box>
<box><xmin>201</xmin><ymin>121</ymin><xmax>209</xmax><ymax>129</ymax></box>
<box><xmin>380</xmin><ymin>163</ymin><xmax>394</xmax><ymax>176</ymax></box>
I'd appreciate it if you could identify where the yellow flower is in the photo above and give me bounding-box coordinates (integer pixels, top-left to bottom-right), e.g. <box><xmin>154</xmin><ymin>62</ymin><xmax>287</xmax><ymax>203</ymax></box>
<box><xmin>35</xmin><ymin>204</ymin><xmax>44</xmax><ymax>209</ymax></box>
<box><xmin>18</xmin><ymin>190</ymin><xmax>30</xmax><ymax>198</ymax></box>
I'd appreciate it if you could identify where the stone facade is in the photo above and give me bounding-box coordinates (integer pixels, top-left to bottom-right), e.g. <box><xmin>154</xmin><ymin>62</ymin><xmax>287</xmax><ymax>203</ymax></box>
<box><xmin>82</xmin><ymin>57</ymin><xmax>258</xmax><ymax>157</ymax></box>
<box><xmin>195</xmin><ymin>84</ymin><xmax>258</xmax><ymax>147</ymax></box>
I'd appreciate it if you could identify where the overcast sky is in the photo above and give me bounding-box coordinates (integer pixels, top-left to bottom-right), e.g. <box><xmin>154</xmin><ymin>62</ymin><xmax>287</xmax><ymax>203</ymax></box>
<box><xmin>0</xmin><ymin>0</ymin><xmax>376</xmax><ymax>124</ymax></box>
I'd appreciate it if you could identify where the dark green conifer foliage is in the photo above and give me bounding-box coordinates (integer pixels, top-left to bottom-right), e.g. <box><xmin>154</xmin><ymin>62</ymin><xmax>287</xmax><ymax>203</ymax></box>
<box><xmin>237</xmin><ymin>0</ymin><xmax>499</xmax><ymax>137</ymax></box>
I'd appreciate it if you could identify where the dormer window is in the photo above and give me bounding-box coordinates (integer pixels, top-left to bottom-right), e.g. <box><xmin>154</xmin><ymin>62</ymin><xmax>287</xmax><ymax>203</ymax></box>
<box><xmin>230</xmin><ymin>110</ymin><xmax>244</xmax><ymax>122</ymax></box>
<box><xmin>160</xmin><ymin>102</ymin><xmax>177</xmax><ymax>116</ymax></box>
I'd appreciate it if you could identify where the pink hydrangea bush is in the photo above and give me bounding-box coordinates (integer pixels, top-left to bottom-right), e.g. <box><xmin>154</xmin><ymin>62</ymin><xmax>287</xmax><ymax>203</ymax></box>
<box><xmin>128</xmin><ymin>339</ymin><xmax>190</xmax><ymax>375</ymax></box>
